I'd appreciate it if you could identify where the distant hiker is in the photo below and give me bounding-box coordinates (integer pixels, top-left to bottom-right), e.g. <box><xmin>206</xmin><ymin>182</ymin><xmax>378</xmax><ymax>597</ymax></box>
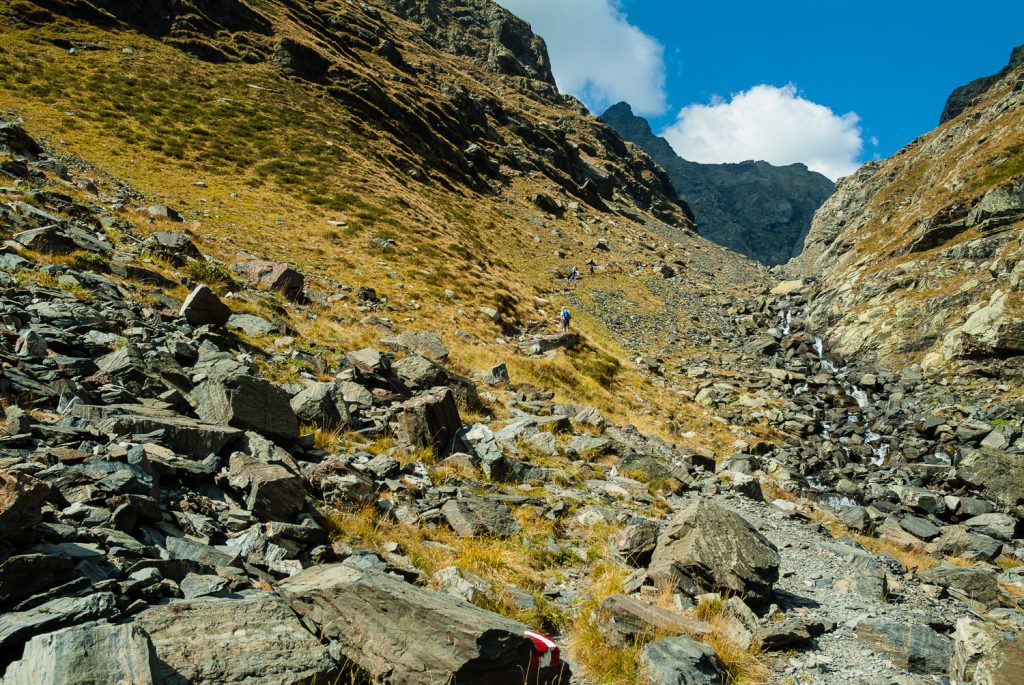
<box><xmin>569</xmin><ymin>266</ymin><xmax>579</xmax><ymax>281</ymax></box>
<box><xmin>560</xmin><ymin>307</ymin><xmax>571</xmax><ymax>331</ymax></box>
<box><xmin>586</xmin><ymin>258</ymin><xmax>595</xmax><ymax>274</ymax></box>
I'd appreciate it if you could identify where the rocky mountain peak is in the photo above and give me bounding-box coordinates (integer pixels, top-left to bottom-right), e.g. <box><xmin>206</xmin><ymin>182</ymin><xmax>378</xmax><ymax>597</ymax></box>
<box><xmin>940</xmin><ymin>43</ymin><xmax>1024</xmax><ymax>124</ymax></box>
<box><xmin>380</xmin><ymin>0</ymin><xmax>556</xmax><ymax>86</ymax></box>
<box><xmin>601</xmin><ymin>102</ymin><xmax>834</xmax><ymax>266</ymax></box>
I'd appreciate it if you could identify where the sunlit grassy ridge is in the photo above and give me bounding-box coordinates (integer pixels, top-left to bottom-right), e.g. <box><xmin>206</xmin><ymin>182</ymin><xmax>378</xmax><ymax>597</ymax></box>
<box><xmin>0</xmin><ymin>9</ymin><xmax>767</xmax><ymax>452</ymax></box>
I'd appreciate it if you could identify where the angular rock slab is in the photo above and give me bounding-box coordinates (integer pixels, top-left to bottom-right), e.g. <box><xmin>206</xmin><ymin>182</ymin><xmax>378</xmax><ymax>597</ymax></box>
<box><xmin>2</xmin><ymin>621</ymin><xmax>160</xmax><ymax>685</ymax></box>
<box><xmin>854</xmin><ymin>618</ymin><xmax>952</xmax><ymax>674</ymax></box>
<box><xmin>179</xmin><ymin>284</ymin><xmax>231</xmax><ymax>326</ymax></box>
<box><xmin>131</xmin><ymin>592</ymin><xmax>336</xmax><ymax>685</ymax></box>
<box><xmin>276</xmin><ymin>564</ymin><xmax>568</xmax><ymax>685</ymax></box>
<box><xmin>0</xmin><ymin>592</ymin><xmax>119</xmax><ymax>651</ymax></box>
<box><xmin>390</xmin><ymin>387</ymin><xmax>462</xmax><ymax>457</ymax></box>
<box><xmin>648</xmin><ymin>500</ymin><xmax>780</xmax><ymax>605</ymax></box>
<box><xmin>640</xmin><ymin>635</ymin><xmax>724</xmax><ymax>685</ymax></box>
<box><xmin>0</xmin><ymin>469</ymin><xmax>49</xmax><ymax>539</ymax></box>
<box><xmin>597</xmin><ymin>594</ymin><xmax>711</xmax><ymax>648</ymax></box>
<box><xmin>72</xmin><ymin>403</ymin><xmax>242</xmax><ymax>458</ymax></box>
<box><xmin>192</xmin><ymin>373</ymin><xmax>299</xmax><ymax>440</ymax></box>
<box><xmin>950</xmin><ymin>617</ymin><xmax>1024</xmax><ymax>684</ymax></box>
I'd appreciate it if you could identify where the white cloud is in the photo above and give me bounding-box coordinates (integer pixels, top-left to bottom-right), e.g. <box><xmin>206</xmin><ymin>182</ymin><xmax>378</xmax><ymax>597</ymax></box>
<box><xmin>660</xmin><ymin>84</ymin><xmax>863</xmax><ymax>180</ymax></box>
<box><xmin>495</xmin><ymin>0</ymin><xmax>667</xmax><ymax>115</ymax></box>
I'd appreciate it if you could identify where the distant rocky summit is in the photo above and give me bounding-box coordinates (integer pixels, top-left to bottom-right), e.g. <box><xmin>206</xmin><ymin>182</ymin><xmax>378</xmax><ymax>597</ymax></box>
<box><xmin>601</xmin><ymin>102</ymin><xmax>834</xmax><ymax>266</ymax></box>
<box><xmin>940</xmin><ymin>44</ymin><xmax>1024</xmax><ymax>124</ymax></box>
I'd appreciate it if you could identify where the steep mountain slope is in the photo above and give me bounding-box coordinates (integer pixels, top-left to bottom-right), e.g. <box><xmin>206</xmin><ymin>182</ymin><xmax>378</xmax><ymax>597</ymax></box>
<box><xmin>790</xmin><ymin>46</ymin><xmax>1024</xmax><ymax>379</ymax></box>
<box><xmin>0</xmin><ymin>0</ymin><xmax>770</xmax><ymax>442</ymax></box>
<box><xmin>601</xmin><ymin>102</ymin><xmax>834</xmax><ymax>266</ymax></box>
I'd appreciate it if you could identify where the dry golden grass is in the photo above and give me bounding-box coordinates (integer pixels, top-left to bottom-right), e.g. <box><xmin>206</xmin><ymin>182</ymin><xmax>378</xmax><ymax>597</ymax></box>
<box><xmin>0</xmin><ymin>18</ymin><xmax>758</xmax><ymax>452</ymax></box>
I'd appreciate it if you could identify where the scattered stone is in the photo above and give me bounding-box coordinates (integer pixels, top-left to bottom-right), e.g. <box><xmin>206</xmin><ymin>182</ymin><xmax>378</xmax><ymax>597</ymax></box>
<box><xmin>648</xmin><ymin>500</ymin><xmax>780</xmax><ymax>605</ymax></box>
<box><xmin>180</xmin><ymin>285</ymin><xmax>232</xmax><ymax>326</ymax></box>
<box><xmin>854</xmin><ymin>618</ymin><xmax>952</xmax><ymax>674</ymax></box>
<box><xmin>640</xmin><ymin>635</ymin><xmax>724</xmax><ymax>685</ymax></box>
<box><xmin>277</xmin><ymin>564</ymin><xmax>568</xmax><ymax>684</ymax></box>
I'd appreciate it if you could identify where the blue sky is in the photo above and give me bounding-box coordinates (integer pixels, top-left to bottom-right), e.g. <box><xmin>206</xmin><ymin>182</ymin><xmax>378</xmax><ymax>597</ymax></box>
<box><xmin>496</xmin><ymin>0</ymin><xmax>1023</xmax><ymax>179</ymax></box>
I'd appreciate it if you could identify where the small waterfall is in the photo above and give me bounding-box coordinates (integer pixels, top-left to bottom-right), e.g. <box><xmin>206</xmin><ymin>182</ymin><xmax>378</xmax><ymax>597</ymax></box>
<box><xmin>850</xmin><ymin>386</ymin><xmax>869</xmax><ymax>408</ymax></box>
<box><xmin>780</xmin><ymin>309</ymin><xmax>793</xmax><ymax>335</ymax></box>
<box><xmin>813</xmin><ymin>337</ymin><xmax>838</xmax><ymax>372</ymax></box>
<box><xmin>865</xmin><ymin>431</ymin><xmax>890</xmax><ymax>466</ymax></box>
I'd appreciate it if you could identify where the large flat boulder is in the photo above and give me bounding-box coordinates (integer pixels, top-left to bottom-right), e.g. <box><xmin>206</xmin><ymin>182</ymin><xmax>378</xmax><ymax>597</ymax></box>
<box><xmin>72</xmin><ymin>403</ymin><xmax>242</xmax><ymax>458</ymax></box>
<box><xmin>2</xmin><ymin>621</ymin><xmax>160</xmax><ymax>685</ymax></box>
<box><xmin>192</xmin><ymin>373</ymin><xmax>299</xmax><ymax>440</ymax></box>
<box><xmin>276</xmin><ymin>564</ymin><xmax>568</xmax><ymax>685</ymax></box>
<box><xmin>0</xmin><ymin>593</ymin><xmax>119</xmax><ymax>652</ymax></box>
<box><xmin>131</xmin><ymin>592</ymin><xmax>336</xmax><ymax>685</ymax></box>
<box><xmin>855</xmin><ymin>618</ymin><xmax>952</xmax><ymax>674</ymax></box>
<box><xmin>648</xmin><ymin>500</ymin><xmax>779</xmax><ymax>605</ymax></box>
<box><xmin>959</xmin><ymin>448</ymin><xmax>1024</xmax><ymax>515</ymax></box>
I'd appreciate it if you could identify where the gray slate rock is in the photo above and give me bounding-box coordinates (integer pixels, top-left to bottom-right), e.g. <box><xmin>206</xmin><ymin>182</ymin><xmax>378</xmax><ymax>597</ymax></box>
<box><xmin>640</xmin><ymin>635</ymin><xmax>724</xmax><ymax>685</ymax></box>
<box><xmin>854</xmin><ymin>617</ymin><xmax>952</xmax><ymax>674</ymax></box>
<box><xmin>2</xmin><ymin>621</ymin><xmax>160</xmax><ymax>685</ymax></box>
<box><xmin>648</xmin><ymin>500</ymin><xmax>780</xmax><ymax>605</ymax></box>
<box><xmin>179</xmin><ymin>285</ymin><xmax>231</xmax><ymax>326</ymax></box>
<box><xmin>192</xmin><ymin>373</ymin><xmax>299</xmax><ymax>440</ymax></box>
<box><xmin>0</xmin><ymin>592</ymin><xmax>119</xmax><ymax>650</ymax></box>
<box><xmin>132</xmin><ymin>592</ymin><xmax>336</xmax><ymax>685</ymax></box>
<box><xmin>277</xmin><ymin>564</ymin><xmax>569</xmax><ymax>685</ymax></box>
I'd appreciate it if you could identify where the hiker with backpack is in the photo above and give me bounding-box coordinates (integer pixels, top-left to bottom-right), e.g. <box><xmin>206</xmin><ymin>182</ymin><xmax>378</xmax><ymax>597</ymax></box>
<box><xmin>560</xmin><ymin>307</ymin><xmax>571</xmax><ymax>332</ymax></box>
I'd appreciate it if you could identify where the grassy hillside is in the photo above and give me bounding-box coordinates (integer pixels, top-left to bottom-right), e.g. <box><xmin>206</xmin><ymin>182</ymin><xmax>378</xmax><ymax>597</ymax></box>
<box><xmin>0</xmin><ymin>1</ymin><xmax>768</xmax><ymax>453</ymax></box>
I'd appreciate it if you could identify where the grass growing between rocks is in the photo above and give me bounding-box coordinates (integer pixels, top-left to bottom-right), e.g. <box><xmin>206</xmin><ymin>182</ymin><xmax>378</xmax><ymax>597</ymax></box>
<box><xmin>326</xmin><ymin>505</ymin><xmax>578</xmax><ymax>633</ymax></box>
<box><xmin>566</xmin><ymin>562</ymin><xmax>654</xmax><ymax>685</ymax></box>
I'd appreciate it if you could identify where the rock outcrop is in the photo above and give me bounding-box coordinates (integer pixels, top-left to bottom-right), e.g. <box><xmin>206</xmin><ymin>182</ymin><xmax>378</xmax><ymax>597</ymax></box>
<box><xmin>941</xmin><ymin>44</ymin><xmax>1024</xmax><ymax>123</ymax></box>
<box><xmin>648</xmin><ymin>500</ymin><xmax>780</xmax><ymax>605</ymax></box>
<box><xmin>789</xmin><ymin>44</ymin><xmax>1024</xmax><ymax>373</ymax></box>
<box><xmin>601</xmin><ymin>101</ymin><xmax>834</xmax><ymax>265</ymax></box>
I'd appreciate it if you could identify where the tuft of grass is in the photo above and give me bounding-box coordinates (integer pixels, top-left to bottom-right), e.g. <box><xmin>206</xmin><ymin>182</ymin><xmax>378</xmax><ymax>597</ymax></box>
<box><xmin>183</xmin><ymin>259</ymin><xmax>234</xmax><ymax>287</ymax></box>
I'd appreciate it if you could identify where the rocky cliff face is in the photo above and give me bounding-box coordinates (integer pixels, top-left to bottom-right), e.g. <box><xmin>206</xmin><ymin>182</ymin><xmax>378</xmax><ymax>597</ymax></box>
<box><xmin>940</xmin><ymin>44</ymin><xmax>1024</xmax><ymax>124</ymax></box>
<box><xmin>791</xmin><ymin>48</ymin><xmax>1024</xmax><ymax>376</ymax></box>
<box><xmin>601</xmin><ymin>102</ymin><xmax>834</xmax><ymax>266</ymax></box>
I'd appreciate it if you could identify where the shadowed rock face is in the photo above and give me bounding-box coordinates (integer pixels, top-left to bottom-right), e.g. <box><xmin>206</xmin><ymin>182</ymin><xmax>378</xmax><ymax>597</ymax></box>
<box><xmin>600</xmin><ymin>102</ymin><xmax>834</xmax><ymax>266</ymax></box>
<box><xmin>940</xmin><ymin>44</ymin><xmax>1024</xmax><ymax>124</ymax></box>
